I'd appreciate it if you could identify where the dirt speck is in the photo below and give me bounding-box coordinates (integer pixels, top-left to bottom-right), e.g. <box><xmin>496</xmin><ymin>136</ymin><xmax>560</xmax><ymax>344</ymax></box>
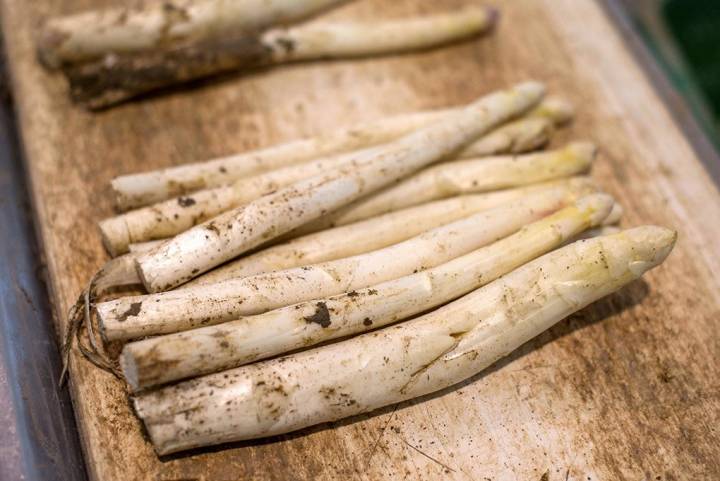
<box><xmin>304</xmin><ymin>302</ymin><xmax>331</xmax><ymax>328</ymax></box>
<box><xmin>117</xmin><ymin>302</ymin><xmax>142</xmax><ymax>322</ymax></box>
<box><xmin>178</xmin><ymin>196</ymin><xmax>196</xmax><ymax>207</ymax></box>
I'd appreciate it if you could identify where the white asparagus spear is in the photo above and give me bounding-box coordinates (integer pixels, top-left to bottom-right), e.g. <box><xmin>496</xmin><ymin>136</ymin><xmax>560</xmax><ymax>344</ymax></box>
<box><xmin>268</xmin><ymin>8</ymin><xmax>498</xmax><ymax>61</ymax></box>
<box><xmin>100</xmin><ymin>113</ymin><xmax>562</xmax><ymax>255</ymax></box>
<box><xmin>65</xmin><ymin>7</ymin><xmax>499</xmax><ymax>108</ymax></box>
<box><xmin>135</xmin><ymin>225</ymin><xmax>676</xmax><ymax>454</ymax></box>
<box><xmin>38</xmin><ymin>0</ymin><xmax>352</xmax><ymax>67</ymax></box>
<box><xmin>99</xmin><ymin>186</ymin><xmax>567</xmax><ymax>341</ymax></box>
<box><xmin>187</xmin><ymin>177</ymin><xmax>597</xmax><ymax>285</ymax></box>
<box><xmin>122</xmin><ymin>194</ymin><xmax>613</xmax><ymax>390</ymax></box>
<box><xmin>290</xmin><ymin>141</ymin><xmax>595</xmax><ymax>237</ymax></box>
<box><xmin>134</xmin><ymin>82</ymin><xmax>545</xmax><ymax>292</ymax></box>
<box><xmin>111</xmin><ymin>96</ymin><xmax>571</xmax><ymax>211</ymax></box>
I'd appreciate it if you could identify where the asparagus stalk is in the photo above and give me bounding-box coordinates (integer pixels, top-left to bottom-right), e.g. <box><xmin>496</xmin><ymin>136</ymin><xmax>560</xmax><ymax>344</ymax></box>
<box><xmin>134</xmin><ymin>82</ymin><xmax>545</xmax><ymax>292</ymax></box>
<box><xmin>38</xmin><ymin>0</ymin><xmax>352</xmax><ymax>67</ymax></box>
<box><xmin>100</xmin><ymin>105</ymin><xmax>567</xmax><ymax>255</ymax></box>
<box><xmin>122</xmin><ymin>194</ymin><xmax>614</xmax><ymax>390</ymax></box>
<box><xmin>60</xmin><ymin>7</ymin><xmax>498</xmax><ymax>108</ymax></box>
<box><xmin>186</xmin><ymin>177</ymin><xmax>597</xmax><ymax>285</ymax></box>
<box><xmin>291</xmin><ymin>141</ymin><xmax>595</xmax><ymax>236</ymax></box>
<box><xmin>134</xmin><ymin>225</ymin><xmax>676</xmax><ymax>454</ymax></box>
<box><xmin>98</xmin><ymin>186</ymin><xmax>568</xmax><ymax>341</ymax></box>
<box><xmin>111</xmin><ymin>96</ymin><xmax>571</xmax><ymax>212</ymax></box>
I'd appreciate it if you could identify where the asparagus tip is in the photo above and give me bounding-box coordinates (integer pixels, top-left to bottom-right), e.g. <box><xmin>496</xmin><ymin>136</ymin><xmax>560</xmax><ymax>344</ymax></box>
<box><xmin>540</xmin><ymin>96</ymin><xmax>576</xmax><ymax>125</ymax></box>
<box><xmin>98</xmin><ymin>216</ymin><xmax>130</xmax><ymax>257</ymax></box>
<box><xmin>566</xmin><ymin>141</ymin><xmax>597</xmax><ymax>168</ymax></box>
<box><xmin>514</xmin><ymin>81</ymin><xmax>546</xmax><ymax>100</ymax></box>
<box><xmin>623</xmin><ymin>225</ymin><xmax>677</xmax><ymax>268</ymax></box>
<box><xmin>576</xmin><ymin>193</ymin><xmax>615</xmax><ymax>226</ymax></box>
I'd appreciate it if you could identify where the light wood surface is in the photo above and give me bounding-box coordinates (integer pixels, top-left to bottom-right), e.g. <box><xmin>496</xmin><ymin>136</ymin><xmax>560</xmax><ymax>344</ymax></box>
<box><xmin>2</xmin><ymin>0</ymin><xmax>720</xmax><ymax>479</ymax></box>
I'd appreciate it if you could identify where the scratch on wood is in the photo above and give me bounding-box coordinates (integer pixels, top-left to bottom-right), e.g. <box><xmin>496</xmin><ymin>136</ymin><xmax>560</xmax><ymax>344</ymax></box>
<box><xmin>364</xmin><ymin>406</ymin><xmax>398</xmax><ymax>471</ymax></box>
<box><xmin>400</xmin><ymin>437</ymin><xmax>455</xmax><ymax>473</ymax></box>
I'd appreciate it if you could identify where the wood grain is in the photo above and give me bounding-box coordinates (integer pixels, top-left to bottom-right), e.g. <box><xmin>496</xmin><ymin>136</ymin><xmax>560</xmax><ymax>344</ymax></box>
<box><xmin>2</xmin><ymin>0</ymin><xmax>720</xmax><ymax>479</ymax></box>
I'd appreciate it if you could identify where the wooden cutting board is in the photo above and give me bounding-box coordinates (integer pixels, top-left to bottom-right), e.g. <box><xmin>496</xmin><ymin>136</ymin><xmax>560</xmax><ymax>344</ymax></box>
<box><xmin>2</xmin><ymin>0</ymin><xmax>720</xmax><ymax>479</ymax></box>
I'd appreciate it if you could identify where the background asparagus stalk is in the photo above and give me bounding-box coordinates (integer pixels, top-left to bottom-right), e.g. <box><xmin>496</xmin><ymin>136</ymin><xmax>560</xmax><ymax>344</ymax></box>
<box><xmin>133</xmin><ymin>82</ymin><xmax>545</xmax><ymax>292</ymax></box>
<box><xmin>110</xmin><ymin>96</ymin><xmax>572</xmax><ymax>211</ymax></box>
<box><xmin>185</xmin><ymin>177</ymin><xmax>598</xmax><ymax>286</ymax></box>
<box><xmin>289</xmin><ymin>142</ymin><xmax>596</xmax><ymax>237</ymax></box>
<box><xmin>100</xmin><ymin>106</ymin><xmax>568</xmax><ymax>256</ymax></box>
<box><xmin>59</xmin><ymin>7</ymin><xmax>498</xmax><ymax>108</ymax></box>
<box><xmin>99</xmin><ymin>187</ymin><xmax>568</xmax><ymax>341</ymax></box>
<box><xmin>38</xmin><ymin>0</ymin><xmax>353</xmax><ymax>67</ymax></box>
<box><xmin>122</xmin><ymin>194</ymin><xmax>613</xmax><ymax>390</ymax></box>
<box><xmin>134</xmin><ymin>226</ymin><xmax>676</xmax><ymax>454</ymax></box>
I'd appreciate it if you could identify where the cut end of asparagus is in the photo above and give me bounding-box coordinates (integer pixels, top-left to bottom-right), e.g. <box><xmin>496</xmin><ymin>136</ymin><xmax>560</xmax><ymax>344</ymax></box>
<box><xmin>99</xmin><ymin>216</ymin><xmax>131</xmax><ymax>257</ymax></box>
<box><xmin>111</xmin><ymin>174</ymin><xmax>174</xmax><ymax>212</ymax></box>
<box><xmin>120</xmin><ymin>349</ymin><xmax>140</xmax><ymax>392</ymax></box>
<box><xmin>36</xmin><ymin>26</ymin><xmax>64</xmax><ymax>69</ymax></box>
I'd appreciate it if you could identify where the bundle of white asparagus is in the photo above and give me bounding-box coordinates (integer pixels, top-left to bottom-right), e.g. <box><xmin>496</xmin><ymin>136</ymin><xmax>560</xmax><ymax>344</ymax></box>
<box><xmin>65</xmin><ymin>82</ymin><xmax>676</xmax><ymax>455</ymax></box>
<box><xmin>38</xmin><ymin>0</ymin><xmax>498</xmax><ymax>108</ymax></box>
